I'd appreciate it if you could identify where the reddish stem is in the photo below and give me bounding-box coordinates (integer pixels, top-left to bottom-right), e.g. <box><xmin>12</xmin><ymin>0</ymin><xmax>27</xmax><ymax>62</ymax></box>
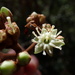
<box><xmin>11</xmin><ymin>43</ymin><xmax>24</xmax><ymax>53</ymax></box>
<box><xmin>0</xmin><ymin>42</ymin><xmax>36</xmax><ymax>63</ymax></box>
<box><xmin>0</xmin><ymin>52</ymin><xmax>16</xmax><ymax>62</ymax></box>
<box><xmin>25</xmin><ymin>43</ymin><xmax>36</xmax><ymax>52</ymax></box>
<box><xmin>0</xmin><ymin>43</ymin><xmax>24</xmax><ymax>62</ymax></box>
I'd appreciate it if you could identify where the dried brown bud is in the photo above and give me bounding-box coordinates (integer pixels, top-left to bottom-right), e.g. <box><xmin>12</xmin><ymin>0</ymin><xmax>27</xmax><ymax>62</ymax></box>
<box><xmin>26</xmin><ymin>12</ymin><xmax>38</xmax><ymax>22</ymax></box>
<box><xmin>5</xmin><ymin>22</ymin><xmax>20</xmax><ymax>35</ymax></box>
<box><xmin>5</xmin><ymin>17</ymin><xmax>20</xmax><ymax>41</ymax></box>
<box><xmin>25</xmin><ymin>12</ymin><xmax>46</xmax><ymax>30</ymax></box>
<box><xmin>0</xmin><ymin>30</ymin><xmax>7</xmax><ymax>43</ymax></box>
<box><xmin>38</xmin><ymin>14</ymin><xmax>46</xmax><ymax>24</ymax></box>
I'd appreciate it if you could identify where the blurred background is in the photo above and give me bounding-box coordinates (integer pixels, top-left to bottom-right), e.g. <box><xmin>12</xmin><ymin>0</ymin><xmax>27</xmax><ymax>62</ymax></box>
<box><xmin>0</xmin><ymin>0</ymin><xmax>75</xmax><ymax>75</ymax></box>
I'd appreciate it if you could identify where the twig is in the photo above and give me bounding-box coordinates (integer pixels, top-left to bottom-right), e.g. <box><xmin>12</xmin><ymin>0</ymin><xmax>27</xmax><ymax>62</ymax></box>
<box><xmin>25</xmin><ymin>42</ymin><xmax>36</xmax><ymax>52</ymax></box>
<box><xmin>0</xmin><ymin>43</ymin><xmax>35</xmax><ymax>63</ymax></box>
<box><xmin>11</xmin><ymin>43</ymin><xmax>24</xmax><ymax>53</ymax></box>
<box><xmin>0</xmin><ymin>52</ymin><xmax>16</xmax><ymax>62</ymax></box>
<box><xmin>0</xmin><ymin>43</ymin><xmax>24</xmax><ymax>63</ymax></box>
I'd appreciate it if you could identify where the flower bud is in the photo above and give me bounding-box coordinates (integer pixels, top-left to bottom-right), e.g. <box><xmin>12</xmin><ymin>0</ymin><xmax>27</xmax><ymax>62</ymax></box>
<box><xmin>17</xmin><ymin>51</ymin><xmax>31</xmax><ymax>66</ymax></box>
<box><xmin>5</xmin><ymin>17</ymin><xmax>20</xmax><ymax>40</ymax></box>
<box><xmin>38</xmin><ymin>14</ymin><xmax>46</xmax><ymax>24</ymax></box>
<box><xmin>1</xmin><ymin>7</ymin><xmax>12</xmax><ymax>17</ymax></box>
<box><xmin>0</xmin><ymin>7</ymin><xmax>13</xmax><ymax>29</ymax></box>
<box><xmin>5</xmin><ymin>17</ymin><xmax>20</xmax><ymax>35</ymax></box>
<box><xmin>0</xmin><ymin>60</ymin><xmax>16</xmax><ymax>75</ymax></box>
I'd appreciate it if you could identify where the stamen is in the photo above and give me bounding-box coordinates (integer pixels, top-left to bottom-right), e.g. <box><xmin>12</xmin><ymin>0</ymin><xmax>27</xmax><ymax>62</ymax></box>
<box><xmin>32</xmin><ymin>31</ymin><xmax>38</xmax><ymax>37</ymax></box>
<box><xmin>43</xmin><ymin>51</ymin><xmax>46</xmax><ymax>55</ymax></box>
<box><xmin>49</xmin><ymin>50</ymin><xmax>52</xmax><ymax>54</ymax></box>
<box><xmin>46</xmin><ymin>36</ymin><xmax>49</xmax><ymax>42</ymax></box>
<box><xmin>56</xmin><ymin>31</ymin><xmax>62</xmax><ymax>36</ymax></box>
<box><xmin>36</xmin><ymin>27</ymin><xmax>41</xmax><ymax>35</ymax></box>
<box><xmin>32</xmin><ymin>39</ymin><xmax>38</xmax><ymax>43</ymax></box>
<box><xmin>42</xmin><ymin>24</ymin><xmax>46</xmax><ymax>28</ymax></box>
<box><xmin>6</xmin><ymin>16</ymin><xmax>11</xmax><ymax>25</ymax></box>
<box><xmin>51</xmin><ymin>25</ymin><xmax>55</xmax><ymax>29</ymax></box>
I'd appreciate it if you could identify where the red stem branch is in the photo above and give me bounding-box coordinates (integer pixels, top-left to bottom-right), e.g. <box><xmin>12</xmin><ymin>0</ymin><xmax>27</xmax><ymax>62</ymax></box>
<box><xmin>25</xmin><ymin>43</ymin><xmax>36</xmax><ymax>52</ymax></box>
<box><xmin>0</xmin><ymin>43</ymin><xmax>36</xmax><ymax>63</ymax></box>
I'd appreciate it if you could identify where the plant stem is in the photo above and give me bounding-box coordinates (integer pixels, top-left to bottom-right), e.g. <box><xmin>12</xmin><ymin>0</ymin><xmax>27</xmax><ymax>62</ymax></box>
<box><xmin>0</xmin><ymin>43</ymin><xmax>36</xmax><ymax>63</ymax></box>
<box><xmin>11</xmin><ymin>43</ymin><xmax>24</xmax><ymax>53</ymax></box>
<box><xmin>25</xmin><ymin>43</ymin><xmax>36</xmax><ymax>52</ymax></box>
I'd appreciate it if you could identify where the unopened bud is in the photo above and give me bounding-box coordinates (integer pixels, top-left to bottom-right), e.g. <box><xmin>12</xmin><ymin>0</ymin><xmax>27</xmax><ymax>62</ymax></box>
<box><xmin>31</xmin><ymin>12</ymin><xmax>37</xmax><ymax>16</ymax></box>
<box><xmin>0</xmin><ymin>60</ymin><xmax>16</xmax><ymax>75</ymax></box>
<box><xmin>5</xmin><ymin>19</ymin><xmax>20</xmax><ymax>36</ymax></box>
<box><xmin>17</xmin><ymin>51</ymin><xmax>31</xmax><ymax>66</ymax></box>
<box><xmin>1</xmin><ymin>7</ymin><xmax>12</xmax><ymax>17</ymax></box>
<box><xmin>39</xmin><ymin>14</ymin><xmax>46</xmax><ymax>24</ymax></box>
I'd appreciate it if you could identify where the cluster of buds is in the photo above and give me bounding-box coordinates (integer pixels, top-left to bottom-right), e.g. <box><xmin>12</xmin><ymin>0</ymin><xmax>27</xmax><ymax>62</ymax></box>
<box><xmin>0</xmin><ymin>7</ymin><xmax>31</xmax><ymax>75</ymax></box>
<box><xmin>0</xmin><ymin>51</ymin><xmax>31</xmax><ymax>75</ymax></box>
<box><xmin>0</xmin><ymin>7</ymin><xmax>20</xmax><ymax>51</ymax></box>
<box><xmin>25</xmin><ymin>12</ymin><xmax>46</xmax><ymax>30</ymax></box>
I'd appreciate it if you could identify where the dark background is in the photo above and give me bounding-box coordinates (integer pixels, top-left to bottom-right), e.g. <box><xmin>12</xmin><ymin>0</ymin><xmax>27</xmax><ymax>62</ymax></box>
<box><xmin>0</xmin><ymin>0</ymin><xmax>75</xmax><ymax>75</ymax></box>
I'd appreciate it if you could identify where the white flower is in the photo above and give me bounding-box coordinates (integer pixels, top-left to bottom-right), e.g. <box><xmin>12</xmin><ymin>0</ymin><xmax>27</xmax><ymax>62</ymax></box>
<box><xmin>32</xmin><ymin>24</ymin><xmax>65</xmax><ymax>56</ymax></box>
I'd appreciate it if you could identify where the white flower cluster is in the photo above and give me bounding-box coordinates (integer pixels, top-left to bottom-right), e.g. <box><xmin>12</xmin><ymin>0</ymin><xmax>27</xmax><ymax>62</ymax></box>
<box><xmin>32</xmin><ymin>24</ymin><xmax>65</xmax><ymax>56</ymax></box>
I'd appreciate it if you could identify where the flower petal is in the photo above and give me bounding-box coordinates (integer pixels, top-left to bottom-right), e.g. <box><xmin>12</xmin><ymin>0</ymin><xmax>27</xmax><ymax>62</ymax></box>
<box><xmin>50</xmin><ymin>40</ymin><xmax>65</xmax><ymax>50</ymax></box>
<box><xmin>43</xmin><ymin>51</ymin><xmax>46</xmax><ymax>55</ymax></box>
<box><xmin>45</xmin><ymin>47</ymin><xmax>53</xmax><ymax>56</ymax></box>
<box><xmin>32</xmin><ymin>37</ymin><xmax>38</xmax><ymax>43</ymax></box>
<box><xmin>34</xmin><ymin>45</ymin><xmax>43</xmax><ymax>54</ymax></box>
<box><xmin>41</xmin><ymin>28</ymin><xmax>47</xmax><ymax>34</ymax></box>
<box><xmin>51</xmin><ymin>29</ymin><xmax>57</xmax><ymax>35</ymax></box>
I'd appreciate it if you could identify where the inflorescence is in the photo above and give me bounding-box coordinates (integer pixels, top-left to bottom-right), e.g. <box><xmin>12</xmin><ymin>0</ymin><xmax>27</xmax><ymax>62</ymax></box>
<box><xmin>0</xmin><ymin>7</ymin><xmax>65</xmax><ymax>75</ymax></box>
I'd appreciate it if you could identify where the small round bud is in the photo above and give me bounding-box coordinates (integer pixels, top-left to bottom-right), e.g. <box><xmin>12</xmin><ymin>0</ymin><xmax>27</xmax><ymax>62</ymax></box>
<box><xmin>0</xmin><ymin>60</ymin><xmax>16</xmax><ymax>75</ymax></box>
<box><xmin>17</xmin><ymin>51</ymin><xmax>31</xmax><ymax>66</ymax></box>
